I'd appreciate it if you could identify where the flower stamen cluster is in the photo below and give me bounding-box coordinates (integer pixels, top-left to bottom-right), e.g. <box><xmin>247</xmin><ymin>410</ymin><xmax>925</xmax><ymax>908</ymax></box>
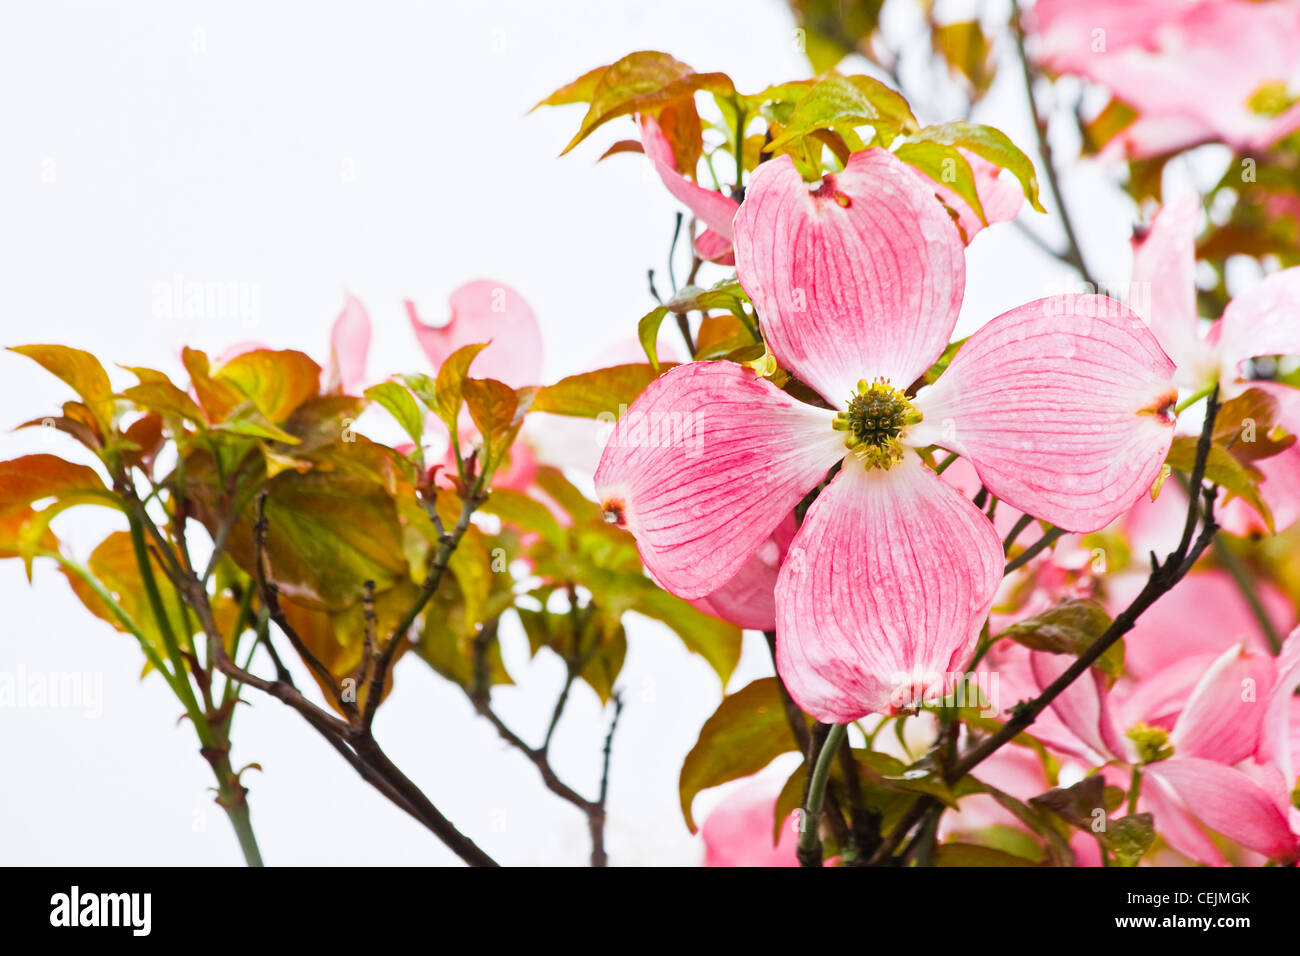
<box><xmin>833</xmin><ymin>379</ymin><xmax>921</xmax><ymax>470</ymax></box>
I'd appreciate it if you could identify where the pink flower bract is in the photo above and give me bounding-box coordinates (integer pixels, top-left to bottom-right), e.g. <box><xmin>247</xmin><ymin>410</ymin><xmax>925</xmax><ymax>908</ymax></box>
<box><xmin>595</xmin><ymin>147</ymin><xmax>1177</xmax><ymax>723</ymax></box>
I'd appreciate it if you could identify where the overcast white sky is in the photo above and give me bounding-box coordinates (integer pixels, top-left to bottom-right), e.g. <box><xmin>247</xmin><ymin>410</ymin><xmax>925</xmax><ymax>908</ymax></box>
<box><xmin>0</xmin><ymin>0</ymin><xmax>1203</xmax><ymax>865</ymax></box>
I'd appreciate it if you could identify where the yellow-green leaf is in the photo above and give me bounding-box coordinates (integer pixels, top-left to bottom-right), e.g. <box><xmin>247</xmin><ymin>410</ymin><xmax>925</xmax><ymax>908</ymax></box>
<box><xmin>561</xmin><ymin>51</ymin><xmax>734</xmax><ymax>155</ymax></box>
<box><xmin>767</xmin><ymin>75</ymin><xmax>918</xmax><ymax>154</ymax></box>
<box><xmin>365</xmin><ymin>380</ymin><xmax>426</xmax><ymax>447</ymax></box>
<box><xmin>911</xmin><ymin>121</ymin><xmax>1045</xmax><ymax>212</ymax></box>
<box><xmin>678</xmin><ymin>678</ymin><xmax>799</xmax><ymax>832</ymax></box>
<box><xmin>531</xmin><ymin>364</ymin><xmax>661</xmax><ymax>419</ymax></box>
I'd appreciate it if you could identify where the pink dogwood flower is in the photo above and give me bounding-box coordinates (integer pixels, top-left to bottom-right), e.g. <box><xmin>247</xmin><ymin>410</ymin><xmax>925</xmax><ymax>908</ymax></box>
<box><xmin>1131</xmin><ymin>193</ymin><xmax>1300</xmax><ymax>533</ymax></box>
<box><xmin>595</xmin><ymin>147</ymin><xmax>1178</xmax><ymax>723</ymax></box>
<box><xmin>1033</xmin><ymin>0</ymin><xmax>1300</xmax><ymax>159</ymax></box>
<box><xmin>1012</xmin><ymin>631</ymin><xmax>1299</xmax><ymax>865</ymax></box>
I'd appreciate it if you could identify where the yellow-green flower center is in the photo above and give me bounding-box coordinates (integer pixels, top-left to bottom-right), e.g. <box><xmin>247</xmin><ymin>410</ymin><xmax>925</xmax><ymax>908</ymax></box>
<box><xmin>833</xmin><ymin>379</ymin><xmax>921</xmax><ymax>470</ymax></box>
<box><xmin>1127</xmin><ymin>722</ymin><xmax>1173</xmax><ymax>765</ymax></box>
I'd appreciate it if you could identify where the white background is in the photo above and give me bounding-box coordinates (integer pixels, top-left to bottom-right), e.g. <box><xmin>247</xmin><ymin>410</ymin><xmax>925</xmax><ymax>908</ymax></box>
<box><xmin>0</xmin><ymin>0</ymin><xmax>1176</xmax><ymax>864</ymax></box>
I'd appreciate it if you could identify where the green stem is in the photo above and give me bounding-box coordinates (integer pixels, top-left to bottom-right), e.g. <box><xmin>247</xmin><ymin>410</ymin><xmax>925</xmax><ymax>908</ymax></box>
<box><xmin>1175</xmin><ymin>383</ymin><xmax>1216</xmax><ymax>414</ymax></box>
<box><xmin>797</xmin><ymin>723</ymin><xmax>847</xmax><ymax>863</ymax></box>
<box><xmin>1127</xmin><ymin>766</ymin><xmax>1142</xmax><ymax>816</ymax></box>
<box><xmin>221</xmin><ymin>799</ymin><xmax>264</xmax><ymax>866</ymax></box>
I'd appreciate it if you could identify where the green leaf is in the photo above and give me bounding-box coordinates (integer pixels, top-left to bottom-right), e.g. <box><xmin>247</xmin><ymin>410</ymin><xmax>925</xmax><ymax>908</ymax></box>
<box><xmin>910</xmin><ymin>121</ymin><xmax>1045</xmax><ymax>212</ymax></box>
<box><xmin>560</xmin><ymin>51</ymin><xmax>734</xmax><ymax>155</ymax></box>
<box><xmin>976</xmin><ymin>783</ymin><xmax>1075</xmax><ymax>865</ymax></box>
<box><xmin>767</xmin><ymin>75</ymin><xmax>918</xmax><ymax>153</ymax></box>
<box><xmin>1166</xmin><ymin>435</ymin><xmax>1273</xmax><ymax>532</ymax></box>
<box><xmin>678</xmin><ymin>678</ymin><xmax>799</xmax><ymax>831</ymax></box>
<box><xmin>855</xmin><ymin>751</ymin><xmax>969</xmax><ymax>809</ymax></box>
<box><xmin>212</xmin><ymin>406</ymin><xmax>301</xmax><ymax>445</ymax></box>
<box><xmin>998</xmin><ymin>598</ymin><xmax>1123</xmax><ymax>680</ymax></box>
<box><xmin>786</xmin><ymin>0</ymin><xmax>886</xmax><ymax>73</ymax></box>
<box><xmin>229</xmin><ymin>471</ymin><xmax>407</xmax><ymax>612</ymax></box>
<box><xmin>401</xmin><ymin>372</ymin><xmax>439</xmax><ymax>409</ymax></box>
<box><xmin>432</xmin><ymin>342</ymin><xmax>489</xmax><ymax>439</ymax></box>
<box><xmin>894</xmin><ymin>141</ymin><xmax>985</xmax><ymax>226</ymax></box>
<box><xmin>121</xmin><ymin>381</ymin><xmax>206</xmax><ymax>423</ymax></box>
<box><xmin>531</xmin><ymin>364</ymin><xmax>661</xmax><ymax>419</ymax></box>
<box><xmin>1029</xmin><ymin>775</ymin><xmax>1110</xmax><ymax>832</ymax></box>
<box><xmin>1100</xmin><ymin>813</ymin><xmax>1156</xmax><ymax>866</ymax></box>
<box><xmin>638</xmin><ymin>280</ymin><xmax>751</xmax><ymax>370</ymax></box>
<box><xmin>517</xmin><ymin>606</ymin><xmax>627</xmax><ymax>704</ymax></box>
<box><xmin>415</xmin><ymin>575</ymin><xmax>513</xmax><ymax>691</ymax></box>
<box><xmin>364</xmin><ymin>381</ymin><xmax>426</xmax><ymax>448</ymax></box>
<box><xmin>480</xmin><ymin>488</ymin><xmax>566</xmax><ymax>550</ymax></box>
<box><xmin>533</xmin><ymin>466</ymin><xmax>601</xmax><ymax>524</ymax></box>
<box><xmin>934</xmin><ymin>843</ymin><xmax>1042</xmax><ymax>866</ymax></box>
<box><xmin>638</xmin><ymin>307</ymin><xmax>672</xmax><ymax>371</ymax></box>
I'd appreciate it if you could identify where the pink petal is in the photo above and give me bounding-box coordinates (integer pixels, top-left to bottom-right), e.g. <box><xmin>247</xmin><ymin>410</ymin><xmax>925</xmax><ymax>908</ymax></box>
<box><xmin>733</xmin><ymin>149</ymin><xmax>966</xmax><ymax>404</ymax></box>
<box><xmin>689</xmin><ymin>514</ymin><xmax>796</xmax><ymax>631</ymax></box>
<box><xmin>913</xmin><ymin>294</ymin><xmax>1177</xmax><ymax>531</ymax></box>
<box><xmin>1217</xmin><ymin>267</ymin><xmax>1300</xmax><ymax>381</ymax></box>
<box><xmin>1259</xmin><ymin>627</ymin><xmax>1300</xmax><ymax>786</ymax></box>
<box><xmin>1031</xmin><ymin>0</ymin><xmax>1196</xmax><ymax>75</ymax></box>
<box><xmin>406</xmin><ymin>279</ymin><xmax>543</xmax><ymax>388</ymax></box>
<box><xmin>775</xmin><ymin>452</ymin><xmax>1003</xmax><ymax>723</ymax></box>
<box><xmin>594</xmin><ymin>361</ymin><xmax>844</xmax><ymax>599</ymax></box>
<box><xmin>1130</xmin><ymin>194</ymin><xmax>1219</xmax><ymax>386</ymax></box>
<box><xmin>639</xmin><ymin>116</ymin><xmax>739</xmax><ymax>241</ymax></box>
<box><xmin>701</xmin><ymin>777</ymin><xmax>800</xmax><ymax>867</ymax></box>
<box><xmin>1147</xmin><ymin>757</ymin><xmax>1298</xmax><ymax>863</ymax></box>
<box><xmin>1031</xmin><ymin>651</ymin><xmax>1128</xmax><ymax>763</ymax></box>
<box><xmin>1141</xmin><ymin>765</ymin><xmax>1228</xmax><ymax>866</ymax></box>
<box><xmin>1115</xmin><ymin>653</ymin><xmax>1218</xmax><ymax>732</ymax></box>
<box><xmin>324</xmin><ymin>292</ymin><xmax>371</xmax><ymax>395</ymax></box>
<box><xmin>694</xmin><ymin>228</ymin><xmax>735</xmax><ymax>264</ymax></box>
<box><xmin>1170</xmin><ymin>641</ymin><xmax>1277</xmax><ymax>765</ymax></box>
